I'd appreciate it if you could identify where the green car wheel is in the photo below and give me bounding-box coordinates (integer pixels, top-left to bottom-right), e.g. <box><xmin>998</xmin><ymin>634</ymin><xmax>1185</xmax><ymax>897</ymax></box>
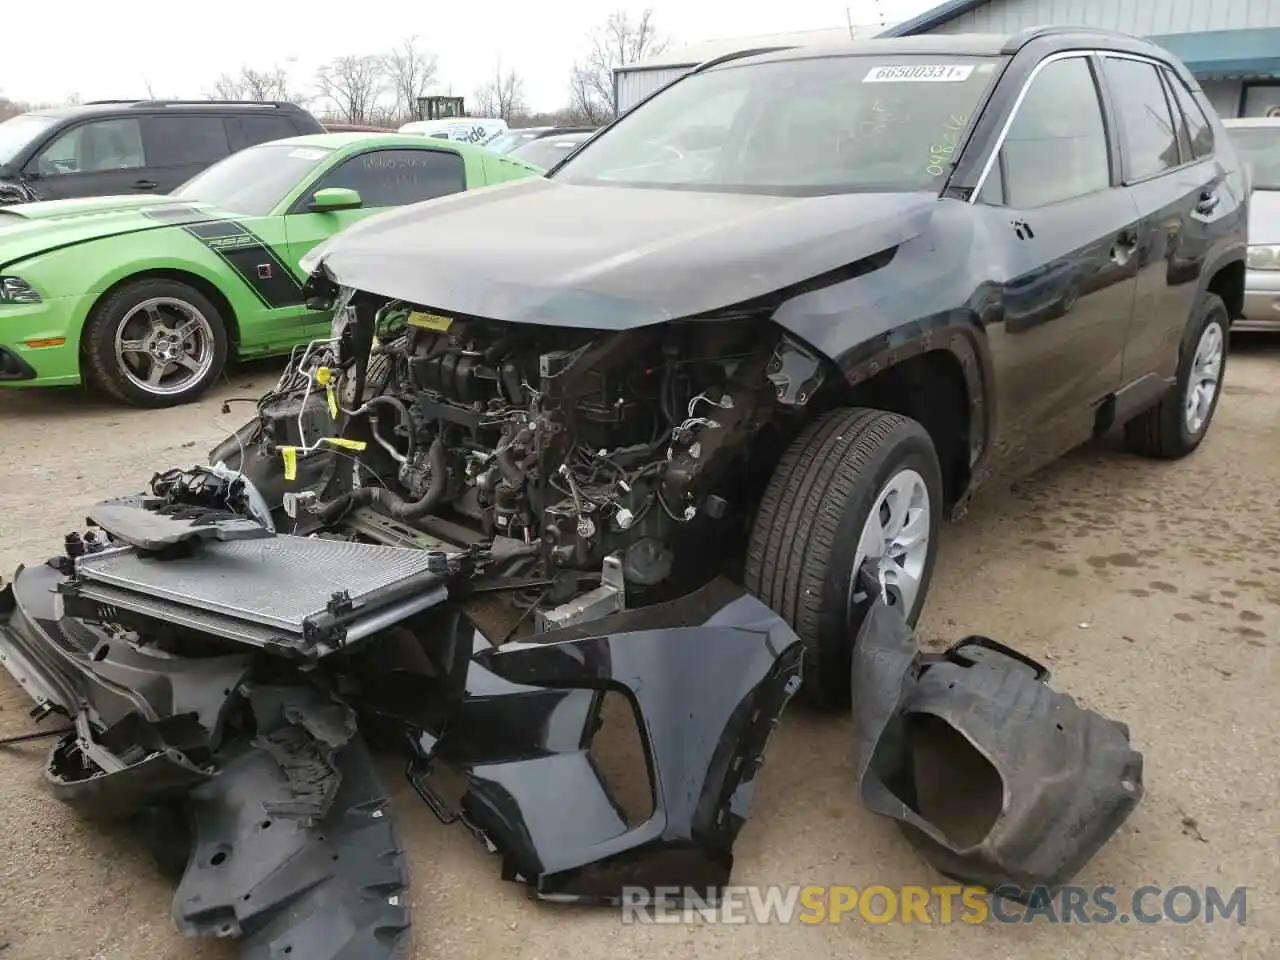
<box><xmin>83</xmin><ymin>278</ymin><xmax>229</xmax><ymax>408</ymax></box>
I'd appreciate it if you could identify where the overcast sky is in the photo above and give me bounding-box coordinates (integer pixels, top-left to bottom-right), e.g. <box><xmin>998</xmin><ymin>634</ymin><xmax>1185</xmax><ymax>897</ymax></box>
<box><xmin>0</xmin><ymin>0</ymin><xmax>938</xmax><ymax>114</ymax></box>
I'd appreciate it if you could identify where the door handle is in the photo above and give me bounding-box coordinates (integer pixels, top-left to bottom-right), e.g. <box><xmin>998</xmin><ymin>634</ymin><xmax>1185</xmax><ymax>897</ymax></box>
<box><xmin>134</xmin><ymin>179</ymin><xmax>158</xmax><ymax>190</ymax></box>
<box><xmin>1195</xmin><ymin>190</ymin><xmax>1220</xmax><ymax>215</ymax></box>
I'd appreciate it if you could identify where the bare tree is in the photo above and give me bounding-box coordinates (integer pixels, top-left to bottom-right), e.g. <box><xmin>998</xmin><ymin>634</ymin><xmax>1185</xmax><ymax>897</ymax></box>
<box><xmin>473</xmin><ymin>60</ymin><xmax>527</xmax><ymax>123</ymax></box>
<box><xmin>315</xmin><ymin>54</ymin><xmax>387</xmax><ymax>124</ymax></box>
<box><xmin>568</xmin><ymin>7</ymin><xmax>669</xmax><ymax>124</ymax></box>
<box><xmin>385</xmin><ymin>36</ymin><xmax>439</xmax><ymax>124</ymax></box>
<box><xmin>208</xmin><ymin>65</ymin><xmax>297</xmax><ymax>102</ymax></box>
<box><xmin>241</xmin><ymin>66</ymin><xmax>293</xmax><ymax>100</ymax></box>
<box><xmin>210</xmin><ymin>72</ymin><xmax>248</xmax><ymax>100</ymax></box>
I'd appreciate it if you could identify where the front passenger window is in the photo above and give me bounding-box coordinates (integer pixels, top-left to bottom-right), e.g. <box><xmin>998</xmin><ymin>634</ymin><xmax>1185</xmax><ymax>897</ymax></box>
<box><xmin>35</xmin><ymin>119</ymin><xmax>145</xmax><ymax>176</ymax></box>
<box><xmin>980</xmin><ymin>57</ymin><xmax>1111</xmax><ymax>208</ymax></box>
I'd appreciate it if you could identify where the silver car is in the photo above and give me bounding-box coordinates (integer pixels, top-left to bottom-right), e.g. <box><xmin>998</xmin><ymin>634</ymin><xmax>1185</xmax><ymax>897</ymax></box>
<box><xmin>1225</xmin><ymin>117</ymin><xmax>1280</xmax><ymax>330</ymax></box>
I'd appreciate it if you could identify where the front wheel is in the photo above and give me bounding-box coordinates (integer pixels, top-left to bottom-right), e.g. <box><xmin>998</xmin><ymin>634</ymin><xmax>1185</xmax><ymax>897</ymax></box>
<box><xmin>83</xmin><ymin>278</ymin><xmax>228</xmax><ymax>408</ymax></box>
<box><xmin>1124</xmin><ymin>292</ymin><xmax>1228</xmax><ymax>459</ymax></box>
<box><xmin>744</xmin><ymin>408</ymin><xmax>944</xmax><ymax>708</ymax></box>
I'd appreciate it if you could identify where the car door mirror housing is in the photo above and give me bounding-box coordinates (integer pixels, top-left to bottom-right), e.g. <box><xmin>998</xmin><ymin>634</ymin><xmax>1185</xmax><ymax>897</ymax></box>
<box><xmin>308</xmin><ymin>187</ymin><xmax>362</xmax><ymax>212</ymax></box>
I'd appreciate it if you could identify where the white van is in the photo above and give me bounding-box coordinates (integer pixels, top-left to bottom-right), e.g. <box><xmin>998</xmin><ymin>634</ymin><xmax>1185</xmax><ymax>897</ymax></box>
<box><xmin>397</xmin><ymin>118</ymin><xmax>509</xmax><ymax>147</ymax></box>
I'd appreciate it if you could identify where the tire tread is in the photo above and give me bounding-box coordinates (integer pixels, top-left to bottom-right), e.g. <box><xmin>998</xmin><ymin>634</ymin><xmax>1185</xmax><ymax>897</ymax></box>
<box><xmin>744</xmin><ymin>407</ymin><xmax>914</xmax><ymax>706</ymax></box>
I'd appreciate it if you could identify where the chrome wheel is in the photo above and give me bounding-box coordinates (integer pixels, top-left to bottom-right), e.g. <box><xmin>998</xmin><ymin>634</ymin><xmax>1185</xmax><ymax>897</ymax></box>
<box><xmin>849</xmin><ymin>468</ymin><xmax>932</xmax><ymax>615</ymax></box>
<box><xmin>1184</xmin><ymin>320</ymin><xmax>1224</xmax><ymax>436</ymax></box>
<box><xmin>113</xmin><ymin>297</ymin><xmax>216</xmax><ymax>397</ymax></box>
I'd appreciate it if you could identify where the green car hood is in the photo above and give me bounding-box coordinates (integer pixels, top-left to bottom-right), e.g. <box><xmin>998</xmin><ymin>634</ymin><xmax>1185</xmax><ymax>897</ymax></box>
<box><xmin>0</xmin><ymin>195</ymin><xmax>234</xmax><ymax>269</ymax></box>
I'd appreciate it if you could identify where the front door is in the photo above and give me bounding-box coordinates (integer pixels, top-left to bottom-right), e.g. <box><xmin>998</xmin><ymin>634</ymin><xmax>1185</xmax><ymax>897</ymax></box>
<box><xmin>972</xmin><ymin>53</ymin><xmax>1141</xmax><ymax>470</ymax></box>
<box><xmin>281</xmin><ymin>146</ymin><xmax>471</xmax><ymax>327</ymax></box>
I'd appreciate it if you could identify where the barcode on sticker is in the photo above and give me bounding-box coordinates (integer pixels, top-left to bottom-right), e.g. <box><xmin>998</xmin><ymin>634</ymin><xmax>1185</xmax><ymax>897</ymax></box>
<box><xmin>863</xmin><ymin>64</ymin><xmax>975</xmax><ymax>83</ymax></box>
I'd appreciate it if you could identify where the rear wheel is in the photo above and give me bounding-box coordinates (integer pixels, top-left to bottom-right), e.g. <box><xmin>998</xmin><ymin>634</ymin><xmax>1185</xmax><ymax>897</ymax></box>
<box><xmin>744</xmin><ymin>408</ymin><xmax>944</xmax><ymax>708</ymax></box>
<box><xmin>1124</xmin><ymin>292</ymin><xmax>1228</xmax><ymax>458</ymax></box>
<box><xmin>83</xmin><ymin>278</ymin><xmax>228</xmax><ymax>408</ymax></box>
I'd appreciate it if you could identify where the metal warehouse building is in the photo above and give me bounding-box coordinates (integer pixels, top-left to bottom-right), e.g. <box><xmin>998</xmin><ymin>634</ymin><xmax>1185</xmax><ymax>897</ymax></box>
<box><xmin>881</xmin><ymin>0</ymin><xmax>1280</xmax><ymax>118</ymax></box>
<box><xmin>613</xmin><ymin>26</ymin><xmax>879</xmax><ymax>114</ymax></box>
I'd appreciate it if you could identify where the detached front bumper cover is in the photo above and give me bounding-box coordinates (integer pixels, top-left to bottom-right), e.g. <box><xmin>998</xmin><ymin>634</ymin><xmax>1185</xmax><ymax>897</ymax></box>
<box><xmin>405</xmin><ymin>579</ymin><xmax>805</xmax><ymax>905</ymax></box>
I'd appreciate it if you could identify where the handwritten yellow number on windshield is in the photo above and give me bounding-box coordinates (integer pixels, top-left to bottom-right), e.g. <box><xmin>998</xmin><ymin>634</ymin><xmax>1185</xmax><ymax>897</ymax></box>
<box><xmin>927</xmin><ymin>114</ymin><xmax>968</xmax><ymax>177</ymax></box>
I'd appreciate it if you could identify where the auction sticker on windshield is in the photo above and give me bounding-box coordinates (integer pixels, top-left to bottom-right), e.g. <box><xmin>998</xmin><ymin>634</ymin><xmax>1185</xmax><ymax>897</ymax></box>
<box><xmin>864</xmin><ymin>64</ymin><xmax>975</xmax><ymax>82</ymax></box>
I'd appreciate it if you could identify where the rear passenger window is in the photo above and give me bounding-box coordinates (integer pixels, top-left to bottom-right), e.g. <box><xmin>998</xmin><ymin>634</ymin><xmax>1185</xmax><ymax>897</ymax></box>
<box><xmin>302</xmin><ymin>148</ymin><xmax>466</xmax><ymax>209</ymax></box>
<box><xmin>1101</xmin><ymin>57</ymin><xmax>1181</xmax><ymax>180</ymax></box>
<box><xmin>145</xmin><ymin>116</ymin><xmax>231</xmax><ymax>166</ymax></box>
<box><xmin>230</xmin><ymin>115</ymin><xmax>300</xmax><ymax>150</ymax></box>
<box><xmin>980</xmin><ymin>56</ymin><xmax>1110</xmax><ymax>208</ymax></box>
<box><xmin>1162</xmin><ymin>68</ymin><xmax>1215</xmax><ymax>160</ymax></box>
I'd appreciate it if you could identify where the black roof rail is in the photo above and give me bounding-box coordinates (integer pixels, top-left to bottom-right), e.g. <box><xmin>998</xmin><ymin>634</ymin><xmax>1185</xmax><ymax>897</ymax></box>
<box><xmin>84</xmin><ymin>99</ymin><xmax>299</xmax><ymax>110</ymax></box>
<box><xmin>1002</xmin><ymin>24</ymin><xmax>1139</xmax><ymax>52</ymax></box>
<box><xmin>130</xmin><ymin>99</ymin><xmax>297</xmax><ymax>110</ymax></box>
<box><xmin>690</xmin><ymin>45</ymin><xmax>797</xmax><ymax>73</ymax></box>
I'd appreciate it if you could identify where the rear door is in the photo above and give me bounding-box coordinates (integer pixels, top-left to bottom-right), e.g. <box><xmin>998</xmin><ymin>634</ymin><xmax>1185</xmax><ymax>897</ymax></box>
<box><xmin>21</xmin><ymin>117</ymin><xmax>149</xmax><ymax>199</ymax></box>
<box><xmin>1096</xmin><ymin>54</ymin><xmax>1226</xmax><ymax>390</ymax></box>
<box><xmin>971</xmin><ymin>53</ymin><xmax>1142</xmax><ymax>462</ymax></box>
<box><xmin>139</xmin><ymin>114</ymin><xmax>233</xmax><ymax>192</ymax></box>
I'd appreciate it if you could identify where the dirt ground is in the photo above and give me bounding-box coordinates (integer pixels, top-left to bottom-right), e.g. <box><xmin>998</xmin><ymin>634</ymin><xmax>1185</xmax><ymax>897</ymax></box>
<box><xmin>0</xmin><ymin>341</ymin><xmax>1277</xmax><ymax>960</ymax></box>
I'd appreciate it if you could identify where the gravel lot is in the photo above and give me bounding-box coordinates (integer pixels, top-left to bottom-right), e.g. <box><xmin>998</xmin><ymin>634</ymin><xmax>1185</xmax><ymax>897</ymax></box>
<box><xmin>1</xmin><ymin>341</ymin><xmax>1277</xmax><ymax>960</ymax></box>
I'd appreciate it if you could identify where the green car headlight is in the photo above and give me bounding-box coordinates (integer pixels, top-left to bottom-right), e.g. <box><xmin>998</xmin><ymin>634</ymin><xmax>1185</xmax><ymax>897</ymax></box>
<box><xmin>0</xmin><ymin>276</ymin><xmax>41</xmax><ymax>304</ymax></box>
<box><xmin>1247</xmin><ymin>245</ymin><xmax>1280</xmax><ymax>271</ymax></box>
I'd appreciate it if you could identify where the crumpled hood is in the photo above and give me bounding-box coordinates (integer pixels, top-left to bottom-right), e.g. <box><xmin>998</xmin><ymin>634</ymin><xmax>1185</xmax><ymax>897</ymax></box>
<box><xmin>0</xmin><ymin>195</ymin><xmax>230</xmax><ymax>269</ymax></box>
<box><xmin>306</xmin><ymin>177</ymin><xmax>938</xmax><ymax>328</ymax></box>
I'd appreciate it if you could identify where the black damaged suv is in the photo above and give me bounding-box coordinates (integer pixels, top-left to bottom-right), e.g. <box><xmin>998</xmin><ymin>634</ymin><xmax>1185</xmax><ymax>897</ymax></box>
<box><xmin>0</xmin><ymin>99</ymin><xmax>324</xmax><ymax>204</ymax></box>
<box><xmin>269</xmin><ymin>27</ymin><xmax>1246</xmax><ymax>705</ymax></box>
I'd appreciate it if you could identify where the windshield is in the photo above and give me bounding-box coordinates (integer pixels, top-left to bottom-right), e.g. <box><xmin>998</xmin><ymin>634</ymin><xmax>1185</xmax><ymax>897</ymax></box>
<box><xmin>1226</xmin><ymin>126</ymin><xmax>1280</xmax><ymax>190</ymax></box>
<box><xmin>0</xmin><ymin>114</ymin><xmax>58</xmax><ymax>167</ymax></box>
<box><xmin>552</xmin><ymin>54</ymin><xmax>1002</xmax><ymax>195</ymax></box>
<box><xmin>487</xmin><ymin>130</ymin><xmax>544</xmax><ymax>155</ymax></box>
<box><xmin>171</xmin><ymin>142</ymin><xmax>334</xmax><ymax>215</ymax></box>
<box><xmin>511</xmin><ymin>135</ymin><xmax>591</xmax><ymax>169</ymax></box>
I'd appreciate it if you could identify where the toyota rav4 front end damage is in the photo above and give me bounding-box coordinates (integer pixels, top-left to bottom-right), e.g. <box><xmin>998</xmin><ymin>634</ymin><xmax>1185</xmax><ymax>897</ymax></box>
<box><xmin>3</xmin><ymin>29</ymin><xmax>1205</xmax><ymax>952</ymax></box>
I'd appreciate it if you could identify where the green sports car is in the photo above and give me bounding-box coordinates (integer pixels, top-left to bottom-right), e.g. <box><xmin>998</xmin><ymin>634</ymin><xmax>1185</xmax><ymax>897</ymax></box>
<box><xmin>0</xmin><ymin>132</ymin><xmax>540</xmax><ymax>406</ymax></box>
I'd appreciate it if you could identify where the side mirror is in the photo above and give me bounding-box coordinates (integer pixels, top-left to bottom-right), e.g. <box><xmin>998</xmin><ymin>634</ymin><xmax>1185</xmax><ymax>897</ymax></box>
<box><xmin>308</xmin><ymin>187</ymin><xmax>362</xmax><ymax>212</ymax></box>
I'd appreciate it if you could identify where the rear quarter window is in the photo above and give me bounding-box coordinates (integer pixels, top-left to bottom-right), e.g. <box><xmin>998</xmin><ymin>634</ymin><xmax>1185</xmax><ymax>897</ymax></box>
<box><xmin>228</xmin><ymin>115</ymin><xmax>305</xmax><ymax>150</ymax></box>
